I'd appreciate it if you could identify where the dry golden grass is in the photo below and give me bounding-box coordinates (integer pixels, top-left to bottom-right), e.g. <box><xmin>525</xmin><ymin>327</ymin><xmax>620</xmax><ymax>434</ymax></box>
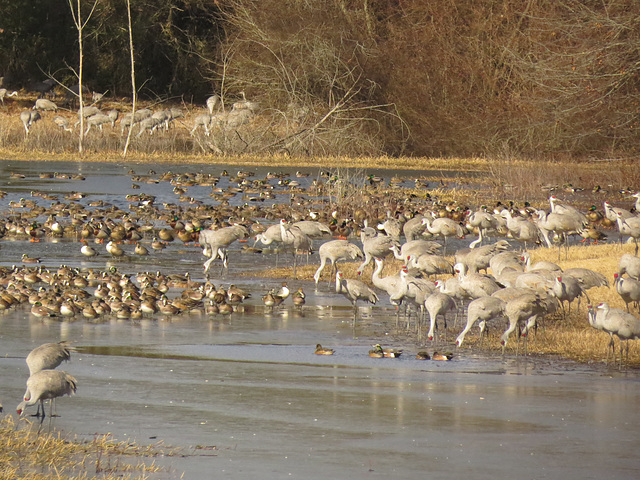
<box><xmin>255</xmin><ymin>242</ymin><xmax>640</xmax><ymax>367</ymax></box>
<box><xmin>0</xmin><ymin>416</ymin><xmax>175</xmax><ymax>480</ymax></box>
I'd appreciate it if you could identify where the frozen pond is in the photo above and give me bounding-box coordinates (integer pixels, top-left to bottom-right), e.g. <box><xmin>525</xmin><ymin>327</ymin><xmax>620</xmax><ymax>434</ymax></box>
<box><xmin>0</xmin><ymin>160</ymin><xmax>638</xmax><ymax>479</ymax></box>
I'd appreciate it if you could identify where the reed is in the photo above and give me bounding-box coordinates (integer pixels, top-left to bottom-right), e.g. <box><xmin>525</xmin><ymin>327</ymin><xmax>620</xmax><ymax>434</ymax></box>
<box><xmin>0</xmin><ymin>416</ymin><xmax>175</xmax><ymax>480</ymax></box>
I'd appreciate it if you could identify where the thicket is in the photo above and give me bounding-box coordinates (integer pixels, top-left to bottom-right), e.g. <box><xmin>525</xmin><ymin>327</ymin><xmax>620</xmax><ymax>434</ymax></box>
<box><xmin>1</xmin><ymin>0</ymin><xmax>639</xmax><ymax>158</ymax></box>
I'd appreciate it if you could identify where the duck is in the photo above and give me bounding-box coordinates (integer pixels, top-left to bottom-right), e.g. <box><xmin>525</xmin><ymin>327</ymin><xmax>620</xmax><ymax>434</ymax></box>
<box><xmin>151</xmin><ymin>237</ymin><xmax>166</xmax><ymax>250</ymax></box>
<box><xmin>292</xmin><ymin>287</ymin><xmax>306</xmax><ymax>308</ymax></box>
<box><xmin>134</xmin><ymin>243</ymin><xmax>149</xmax><ymax>255</ymax></box>
<box><xmin>369</xmin><ymin>344</ymin><xmax>403</xmax><ymax>358</ymax></box>
<box><xmin>415</xmin><ymin>351</ymin><xmax>431</xmax><ymax>360</ymax></box>
<box><xmin>22</xmin><ymin>254</ymin><xmax>41</xmax><ymax>264</ymax></box>
<box><xmin>81</xmin><ymin>242</ymin><xmax>98</xmax><ymax>257</ymax></box>
<box><xmin>432</xmin><ymin>351</ymin><xmax>454</xmax><ymax>361</ymax></box>
<box><xmin>315</xmin><ymin>344</ymin><xmax>335</xmax><ymax>355</ymax></box>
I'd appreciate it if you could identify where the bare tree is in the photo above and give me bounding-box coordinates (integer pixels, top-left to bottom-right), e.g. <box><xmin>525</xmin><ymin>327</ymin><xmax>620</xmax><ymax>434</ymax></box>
<box><xmin>123</xmin><ymin>0</ymin><xmax>136</xmax><ymax>158</ymax></box>
<box><xmin>68</xmin><ymin>0</ymin><xmax>99</xmax><ymax>154</ymax></box>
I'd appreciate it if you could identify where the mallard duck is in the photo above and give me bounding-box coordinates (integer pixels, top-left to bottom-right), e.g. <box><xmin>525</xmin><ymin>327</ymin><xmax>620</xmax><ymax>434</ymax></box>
<box><xmin>432</xmin><ymin>351</ymin><xmax>454</xmax><ymax>361</ymax></box>
<box><xmin>580</xmin><ymin>227</ymin><xmax>607</xmax><ymax>244</ymax></box>
<box><xmin>315</xmin><ymin>344</ymin><xmax>335</xmax><ymax>355</ymax></box>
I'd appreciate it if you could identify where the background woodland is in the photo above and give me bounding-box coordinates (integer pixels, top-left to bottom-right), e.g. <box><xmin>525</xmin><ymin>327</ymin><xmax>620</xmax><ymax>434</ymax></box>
<box><xmin>1</xmin><ymin>0</ymin><xmax>639</xmax><ymax>158</ymax></box>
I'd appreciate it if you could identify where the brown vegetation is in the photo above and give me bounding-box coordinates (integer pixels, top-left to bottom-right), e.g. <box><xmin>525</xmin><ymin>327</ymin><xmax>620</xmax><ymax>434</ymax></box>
<box><xmin>0</xmin><ymin>416</ymin><xmax>173</xmax><ymax>480</ymax></box>
<box><xmin>2</xmin><ymin>1</ymin><xmax>640</xmax><ymax>157</ymax></box>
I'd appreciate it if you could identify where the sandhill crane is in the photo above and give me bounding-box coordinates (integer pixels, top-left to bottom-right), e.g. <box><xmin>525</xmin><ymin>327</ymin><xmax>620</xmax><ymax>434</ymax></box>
<box><xmin>85</xmin><ymin>113</ymin><xmax>114</xmax><ymax>134</ymax></box>
<box><xmin>500</xmin><ymin>210</ymin><xmax>541</xmax><ymax>250</ymax></box>
<box><xmin>26</xmin><ymin>341</ymin><xmax>73</xmax><ymax>416</ymax></box>
<box><xmin>549</xmin><ymin>196</ymin><xmax>588</xmax><ymax>224</ymax></box>
<box><xmin>467</xmin><ymin>209</ymin><xmax>501</xmax><ymax>247</ymax></box>
<box><xmin>233</xmin><ymin>91</ymin><xmax>260</xmax><ymax>112</ymax></box>
<box><xmin>618</xmin><ymin>254</ymin><xmax>640</xmax><ymax>280</ymax></box>
<box><xmin>280</xmin><ymin>219</ymin><xmax>312</xmax><ymax>277</ymax></box>
<box><xmin>422</xmin><ymin>217</ymin><xmax>464</xmax><ymax>253</ymax></box>
<box><xmin>563</xmin><ymin>267</ymin><xmax>609</xmax><ymax>290</ymax></box>
<box><xmin>17</xmin><ymin>370</ymin><xmax>77</xmax><ymax>421</ymax></box>
<box><xmin>377</xmin><ymin>215</ymin><xmax>402</xmax><ymax>241</ymax></box>
<box><xmin>455</xmin><ymin>296</ymin><xmax>506</xmax><ymax>347</ymax></box>
<box><xmin>357</xmin><ymin>233</ymin><xmax>399</xmax><ymax>275</ymax></box>
<box><xmin>33</xmin><ymin>98</ymin><xmax>57</xmax><ymax>111</ymax></box>
<box><xmin>453</xmin><ymin>262</ymin><xmax>502</xmax><ymax>299</ymax></box>
<box><xmin>390</xmin><ymin>239</ymin><xmax>441</xmax><ymax>263</ymax></box>
<box><xmin>255</xmin><ymin>223</ymin><xmax>282</xmax><ymax>247</ymax></box>
<box><xmin>53</xmin><ymin>115</ymin><xmax>73</xmax><ymax>132</ymax></box>
<box><xmin>552</xmin><ymin>275</ymin><xmax>587</xmax><ymax>316</ymax></box>
<box><xmin>489</xmin><ymin>250</ymin><xmax>524</xmax><ymax>277</ymax></box>
<box><xmin>535</xmin><ymin>209</ymin><xmax>586</xmax><ymax>257</ymax></box>
<box><xmin>425</xmin><ymin>282</ymin><xmax>456</xmax><ymax>342</ymax></box>
<box><xmin>335</xmin><ymin>270</ymin><xmax>379</xmax><ymax>319</ymax></box>
<box><xmin>521</xmin><ymin>251</ymin><xmax>561</xmax><ymax>273</ymax></box>
<box><xmin>408</xmin><ymin>253</ymin><xmax>453</xmax><ymax>278</ymax></box>
<box><xmin>501</xmin><ymin>293</ymin><xmax>547</xmax><ymax>352</ymax></box>
<box><xmin>594</xmin><ymin>302</ymin><xmax>640</xmax><ymax>367</ymax></box>
<box><xmin>20</xmin><ymin>110</ymin><xmax>41</xmax><ymax>133</ymax></box>
<box><xmin>292</xmin><ymin>220</ymin><xmax>332</xmax><ymax>240</ymax></box>
<box><xmin>314</xmin><ymin>240</ymin><xmax>363</xmax><ymax>285</ymax></box>
<box><xmin>120</xmin><ymin>108</ymin><xmax>152</xmax><ymax>133</ymax></box>
<box><xmin>370</xmin><ymin>258</ymin><xmax>401</xmax><ymax>296</ymax></box>
<box><xmin>402</xmin><ymin>215</ymin><xmax>428</xmax><ymax>241</ymax></box>
<box><xmin>26</xmin><ymin>342</ymin><xmax>72</xmax><ymax>376</ymax></box>
<box><xmin>613</xmin><ymin>273</ymin><xmax>640</xmax><ymax>312</ymax></box>
<box><xmin>200</xmin><ymin>224</ymin><xmax>249</xmax><ymax>274</ymax></box>
<box><xmin>0</xmin><ymin>88</ymin><xmax>17</xmax><ymax>104</ymax></box>
<box><xmin>604</xmin><ymin>200</ymin><xmax>633</xmax><ymax>223</ymax></box>
<box><xmin>514</xmin><ymin>271</ymin><xmax>555</xmax><ymax>293</ymax></box>
<box><xmin>456</xmin><ymin>239</ymin><xmax>510</xmax><ymax>274</ymax></box>
<box><xmin>615</xmin><ymin>211</ymin><xmax>640</xmax><ymax>255</ymax></box>
<box><xmin>206</xmin><ymin>94</ymin><xmax>221</xmax><ymax>114</ymax></box>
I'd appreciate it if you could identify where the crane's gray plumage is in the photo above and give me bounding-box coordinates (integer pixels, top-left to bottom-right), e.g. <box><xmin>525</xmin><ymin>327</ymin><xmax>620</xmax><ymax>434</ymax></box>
<box><xmin>615</xmin><ymin>212</ymin><xmax>640</xmax><ymax>255</ymax></box>
<box><xmin>613</xmin><ymin>273</ymin><xmax>640</xmax><ymax>312</ymax></box>
<box><xmin>590</xmin><ymin>302</ymin><xmax>640</xmax><ymax>367</ymax></box>
<box><xmin>425</xmin><ymin>283</ymin><xmax>456</xmax><ymax>342</ymax></box>
<box><xmin>200</xmin><ymin>224</ymin><xmax>249</xmax><ymax>273</ymax></box>
<box><xmin>456</xmin><ymin>295</ymin><xmax>506</xmax><ymax>347</ymax></box>
<box><xmin>455</xmin><ymin>239</ymin><xmax>510</xmax><ymax>273</ymax></box>
<box><xmin>206</xmin><ymin>94</ymin><xmax>221</xmax><ymax>115</ymax></box>
<box><xmin>0</xmin><ymin>88</ymin><xmax>17</xmax><ymax>104</ymax></box>
<box><xmin>17</xmin><ymin>370</ymin><xmax>77</xmax><ymax>421</ymax></box>
<box><xmin>20</xmin><ymin>110</ymin><xmax>41</xmax><ymax>133</ymax></box>
<box><xmin>390</xmin><ymin>239</ymin><xmax>442</xmax><ymax>263</ymax></box>
<box><xmin>33</xmin><ymin>98</ymin><xmax>57</xmax><ymax>111</ymax></box>
<box><xmin>357</xmin><ymin>233</ymin><xmax>399</xmax><ymax>275</ymax></box>
<box><xmin>335</xmin><ymin>270</ymin><xmax>379</xmax><ymax>312</ymax></box>
<box><xmin>26</xmin><ymin>341</ymin><xmax>73</xmax><ymax>376</ymax></box>
<box><xmin>618</xmin><ymin>254</ymin><xmax>640</xmax><ymax>281</ymax></box>
<box><xmin>500</xmin><ymin>210</ymin><xmax>541</xmax><ymax>250</ymax></box>
<box><xmin>314</xmin><ymin>239</ymin><xmax>363</xmax><ymax>284</ymax></box>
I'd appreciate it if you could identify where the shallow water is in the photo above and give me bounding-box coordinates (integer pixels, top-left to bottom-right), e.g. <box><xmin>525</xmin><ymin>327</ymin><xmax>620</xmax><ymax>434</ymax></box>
<box><xmin>0</xmin><ymin>160</ymin><xmax>638</xmax><ymax>480</ymax></box>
